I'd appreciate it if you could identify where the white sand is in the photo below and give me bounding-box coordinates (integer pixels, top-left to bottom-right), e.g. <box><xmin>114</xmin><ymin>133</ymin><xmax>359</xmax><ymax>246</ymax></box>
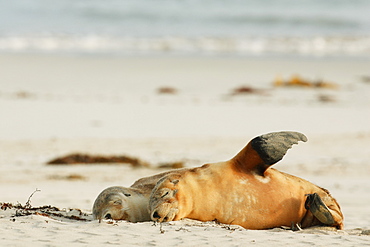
<box><xmin>0</xmin><ymin>54</ymin><xmax>369</xmax><ymax>246</ymax></box>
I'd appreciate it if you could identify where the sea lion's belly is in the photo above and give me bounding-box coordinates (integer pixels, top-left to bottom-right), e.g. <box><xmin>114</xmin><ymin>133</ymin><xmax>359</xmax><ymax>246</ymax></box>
<box><xmin>184</xmin><ymin>164</ymin><xmax>308</xmax><ymax>229</ymax></box>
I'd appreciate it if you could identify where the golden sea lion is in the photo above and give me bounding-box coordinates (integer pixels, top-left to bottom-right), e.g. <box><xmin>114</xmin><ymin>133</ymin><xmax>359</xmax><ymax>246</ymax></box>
<box><xmin>149</xmin><ymin>131</ymin><xmax>344</xmax><ymax>230</ymax></box>
<box><xmin>93</xmin><ymin>170</ymin><xmax>184</xmax><ymax>222</ymax></box>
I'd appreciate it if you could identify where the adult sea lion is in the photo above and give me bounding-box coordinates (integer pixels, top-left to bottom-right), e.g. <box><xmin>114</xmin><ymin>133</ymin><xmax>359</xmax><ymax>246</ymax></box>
<box><xmin>149</xmin><ymin>131</ymin><xmax>344</xmax><ymax>230</ymax></box>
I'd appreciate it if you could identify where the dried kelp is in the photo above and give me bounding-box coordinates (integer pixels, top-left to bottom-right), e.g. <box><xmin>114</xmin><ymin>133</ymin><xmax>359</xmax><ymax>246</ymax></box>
<box><xmin>1</xmin><ymin>202</ymin><xmax>92</xmax><ymax>222</ymax></box>
<box><xmin>1</xmin><ymin>189</ymin><xmax>92</xmax><ymax>222</ymax></box>
<box><xmin>47</xmin><ymin>153</ymin><xmax>150</xmax><ymax>167</ymax></box>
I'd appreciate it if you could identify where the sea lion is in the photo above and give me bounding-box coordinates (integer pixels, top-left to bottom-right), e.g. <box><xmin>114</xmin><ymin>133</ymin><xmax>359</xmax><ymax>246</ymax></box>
<box><xmin>93</xmin><ymin>170</ymin><xmax>184</xmax><ymax>222</ymax></box>
<box><xmin>149</xmin><ymin>131</ymin><xmax>344</xmax><ymax>230</ymax></box>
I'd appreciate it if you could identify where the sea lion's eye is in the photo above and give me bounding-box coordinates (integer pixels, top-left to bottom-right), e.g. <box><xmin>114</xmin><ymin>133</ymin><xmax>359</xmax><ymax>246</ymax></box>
<box><xmin>161</xmin><ymin>191</ymin><xmax>169</xmax><ymax>198</ymax></box>
<box><xmin>124</xmin><ymin>193</ymin><xmax>131</xmax><ymax>197</ymax></box>
<box><xmin>113</xmin><ymin>200</ymin><xmax>122</xmax><ymax>205</ymax></box>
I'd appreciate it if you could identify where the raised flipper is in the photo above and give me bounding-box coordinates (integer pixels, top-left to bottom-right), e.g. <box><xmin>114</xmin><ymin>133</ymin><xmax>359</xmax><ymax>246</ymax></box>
<box><xmin>305</xmin><ymin>193</ymin><xmax>335</xmax><ymax>225</ymax></box>
<box><xmin>233</xmin><ymin>131</ymin><xmax>307</xmax><ymax>175</ymax></box>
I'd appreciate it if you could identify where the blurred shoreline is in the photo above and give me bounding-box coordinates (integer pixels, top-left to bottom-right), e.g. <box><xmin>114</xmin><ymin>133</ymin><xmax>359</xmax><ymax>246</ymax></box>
<box><xmin>1</xmin><ymin>35</ymin><xmax>370</xmax><ymax>58</ymax></box>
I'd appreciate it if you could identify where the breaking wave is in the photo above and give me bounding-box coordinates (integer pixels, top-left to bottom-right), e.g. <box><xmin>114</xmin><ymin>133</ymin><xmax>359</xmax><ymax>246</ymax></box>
<box><xmin>1</xmin><ymin>35</ymin><xmax>370</xmax><ymax>57</ymax></box>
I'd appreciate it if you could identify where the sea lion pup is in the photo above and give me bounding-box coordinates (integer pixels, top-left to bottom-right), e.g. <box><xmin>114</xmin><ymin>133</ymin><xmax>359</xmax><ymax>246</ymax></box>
<box><xmin>149</xmin><ymin>131</ymin><xmax>344</xmax><ymax>230</ymax></box>
<box><xmin>93</xmin><ymin>170</ymin><xmax>185</xmax><ymax>222</ymax></box>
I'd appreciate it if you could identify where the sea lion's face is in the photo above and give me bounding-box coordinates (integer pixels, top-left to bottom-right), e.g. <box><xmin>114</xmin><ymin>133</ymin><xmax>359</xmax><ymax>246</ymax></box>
<box><xmin>149</xmin><ymin>176</ymin><xmax>179</xmax><ymax>222</ymax></box>
<box><xmin>93</xmin><ymin>193</ymin><xmax>130</xmax><ymax>221</ymax></box>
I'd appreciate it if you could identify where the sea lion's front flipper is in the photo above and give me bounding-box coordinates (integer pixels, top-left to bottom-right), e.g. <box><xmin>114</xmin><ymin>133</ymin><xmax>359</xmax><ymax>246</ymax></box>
<box><xmin>305</xmin><ymin>193</ymin><xmax>335</xmax><ymax>225</ymax></box>
<box><xmin>233</xmin><ymin>131</ymin><xmax>307</xmax><ymax>175</ymax></box>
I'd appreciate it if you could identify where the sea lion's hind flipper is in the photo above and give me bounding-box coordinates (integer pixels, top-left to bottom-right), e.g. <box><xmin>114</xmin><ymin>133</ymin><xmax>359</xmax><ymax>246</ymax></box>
<box><xmin>233</xmin><ymin>131</ymin><xmax>307</xmax><ymax>175</ymax></box>
<box><xmin>305</xmin><ymin>193</ymin><xmax>335</xmax><ymax>225</ymax></box>
<box><xmin>251</xmin><ymin>131</ymin><xmax>307</xmax><ymax>166</ymax></box>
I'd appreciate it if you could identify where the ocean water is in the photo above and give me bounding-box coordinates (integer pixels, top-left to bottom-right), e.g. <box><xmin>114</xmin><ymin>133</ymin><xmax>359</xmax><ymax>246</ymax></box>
<box><xmin>1</xmin><ymin>0</ymin><xmax>369</xmax><ymax>57</ymax></box>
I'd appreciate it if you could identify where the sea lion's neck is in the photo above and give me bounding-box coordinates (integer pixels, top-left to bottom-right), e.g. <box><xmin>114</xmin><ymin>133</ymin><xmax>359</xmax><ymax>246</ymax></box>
<box><xmin>127</xmin><ymin>194</ymin><xmax>151</xmax><ymax>222</ymax></box>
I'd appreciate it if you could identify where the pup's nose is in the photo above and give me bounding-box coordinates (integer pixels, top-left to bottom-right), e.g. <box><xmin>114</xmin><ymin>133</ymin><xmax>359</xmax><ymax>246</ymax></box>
<box><xmin>152</xmin><ymin>211</ymin><xmax>161</xmax><ymax>219</ymax></box>
<box><xmin>105</xmin><ymin>213</ymin><xmax>112</xmax><ymax>219</ymax></box>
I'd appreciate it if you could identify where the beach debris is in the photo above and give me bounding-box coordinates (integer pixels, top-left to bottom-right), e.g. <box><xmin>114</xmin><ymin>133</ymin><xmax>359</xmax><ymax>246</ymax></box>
<box><xmin>230</xmin><ymin>85</ymin><xmax>265</xmax><ymax>96</ymax></box>
<box><xmin>212</xmin><ymin>219</ymin><xmax>240</xmax><ymax>232</ymax></box>
<box><xmin>175</xmin><ymin>227</ymin><xmax>191</xmax><ymax>232</ymax></box>
<box><xmin>0</xmin><ymin>90</ymin><xmax>37</xmax><ymax>100</ymax></box>
<box><xmin>160</xmin><ymin>223</ymin><xmax>166</xmax><ymax>234</ymax></box>
<box><xmin>46</xmin><ymin>153</ymin><xmax>150</xmax><ymax>167</ymax></box>
<box><xmin>1</xmin><ymin>202</ymin><xmax>92</xmax><ymax>222</ymax></box>
<box><xmin>273</xmin><ymin>75</ymin><xmax>338</xmax><ymax>89</ymax></box>
<box><xmin>25</xmin><ymin>189</ymin><xmax>41</xmax><ymax>209</ymax></box>
<box><xmin>158</xmin><ymin>161</ymin><xmax>185</xmax><ymax>169</ymax></box>
<box><xmin>1</xmin><ymin>202</ymin><xmax>14</xmax><ymax>211</ymax></box>
<box><xmin>317</xmin><ymin>94</ymin><xmax>336</xmax><ymax>103</ymax></box>
<box><xmin>15</xmin><ymin>90</ymin><xmax>36</xmax><ymax>99</ymax></box>
<box><xmin>360</xmin><ymin>75</ymin><xmax>370</xmax><ymax>83</ymax></box>
<box><xmin>48</xmin><ymin>174</ymin><xmax>87</xmax><ymax>181</ymax></box>
<box><xmin>0</xmin><ymin>189</ymin><xmax>92</xmax><ymax>222</ymax></box>
<box><xmin>157</xmin><ymin>86</ymin><xmax>178</xmax><ymax>94</ymax></box>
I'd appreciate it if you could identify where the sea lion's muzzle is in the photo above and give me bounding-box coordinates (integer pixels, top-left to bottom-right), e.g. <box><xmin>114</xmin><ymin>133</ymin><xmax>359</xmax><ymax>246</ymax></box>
<box><xmin>151</xmin><ymin>210</ymin><xmax>162</xmax><ymax>221</ymax></box>
<box><xmin>150</xmin><ymin>204</ymin><xmax>178</xmax><ymax>223</ymax></box>
<box><xmin>151</xmin><ymin>209</ymin><xmax>169</xmax><ymax>222</ymax></box>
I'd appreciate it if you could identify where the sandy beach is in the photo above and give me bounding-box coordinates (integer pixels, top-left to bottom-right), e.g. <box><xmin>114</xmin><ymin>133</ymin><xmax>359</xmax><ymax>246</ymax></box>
<box><xmin>1</xmin><ymin>54</ymin><xmax>370</xmax><ymax>246</ymax></box>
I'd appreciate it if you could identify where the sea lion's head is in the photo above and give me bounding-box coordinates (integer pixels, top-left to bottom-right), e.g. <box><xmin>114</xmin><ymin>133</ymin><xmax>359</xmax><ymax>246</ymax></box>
<box><xmin>93</xmin><ymin>186</ymin><xmax>132</xmax><ymax>222</ymax></box>
<box><xmin>149</xmin><ymin>175</ymin><xmax>180</xmax><ymax>222</ymax></box>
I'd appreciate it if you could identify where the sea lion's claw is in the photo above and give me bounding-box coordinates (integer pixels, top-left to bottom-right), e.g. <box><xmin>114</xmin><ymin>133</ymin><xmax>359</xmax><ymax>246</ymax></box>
<box><xmin>305</xmin><ymin>193</ymin><xmax>335</xmax><ymax>225</ymax></box>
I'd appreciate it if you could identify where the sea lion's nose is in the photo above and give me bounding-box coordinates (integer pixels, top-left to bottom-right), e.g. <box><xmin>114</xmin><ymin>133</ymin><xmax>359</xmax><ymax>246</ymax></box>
<box><xmin>105</xmin><ymin>213</ymin><xmax>112</xmax><ymax>219</ymax></box>
<box><xmin>152</xmin><ymin>211</ymin><xmax>161</xmax><ymax>220</ymax></box>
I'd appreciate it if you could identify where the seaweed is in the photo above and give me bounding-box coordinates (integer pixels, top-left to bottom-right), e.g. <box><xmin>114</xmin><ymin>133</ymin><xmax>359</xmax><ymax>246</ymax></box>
<box><xmin>46</xmin><ymin>153</ymin><xmax>150</xmax><ymax>167</ymax></box>
<box><xmin>0</xmin><ymin>189</ymin><xmax>92</xmax><ymax>222</ymax></box>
